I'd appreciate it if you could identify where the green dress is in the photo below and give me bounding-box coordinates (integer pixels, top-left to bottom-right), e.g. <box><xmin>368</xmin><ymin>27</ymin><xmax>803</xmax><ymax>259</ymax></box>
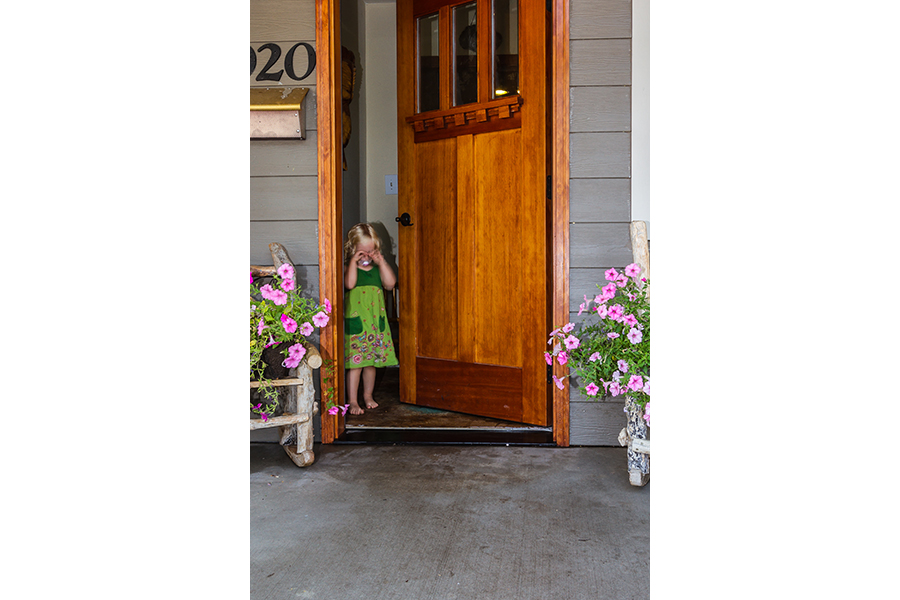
<box><xmin>344</xmin><ymin>266</ymin><xmax>398</xmax><ymax>368</ymax></box>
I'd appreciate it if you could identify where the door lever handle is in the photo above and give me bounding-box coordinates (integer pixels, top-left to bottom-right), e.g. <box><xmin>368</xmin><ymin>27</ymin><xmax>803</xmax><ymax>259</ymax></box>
<box><xmin>396</xmin><ymin>213</ymin><xmax>413</xmax><ymax>227</ymax></box>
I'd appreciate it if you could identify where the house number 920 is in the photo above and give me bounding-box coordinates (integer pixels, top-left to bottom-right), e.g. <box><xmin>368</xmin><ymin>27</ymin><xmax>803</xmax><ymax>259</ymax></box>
<box><xmin>251</xmin><ymin>42</ymin><xmax>316</xmax><ymax>82</ymax></box>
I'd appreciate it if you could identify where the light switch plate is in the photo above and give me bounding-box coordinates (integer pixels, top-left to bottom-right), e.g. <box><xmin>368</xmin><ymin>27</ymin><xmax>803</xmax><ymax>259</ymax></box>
<box><xmin>385</xmin><ymin>174</ymin><xmax>398</xmax><ymax>195</ymax></box>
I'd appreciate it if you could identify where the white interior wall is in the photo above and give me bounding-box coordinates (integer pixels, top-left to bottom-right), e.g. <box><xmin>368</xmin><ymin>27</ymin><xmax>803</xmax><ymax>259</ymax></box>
<box><xmin>632</xmin><ymin>0</ymin><xmax>650</xmax><ymax>239</ymax></box>
<box><xmin>360</xmin><ymin>0</ymin><xmax>400</xmax><ymax>271</ymax></box>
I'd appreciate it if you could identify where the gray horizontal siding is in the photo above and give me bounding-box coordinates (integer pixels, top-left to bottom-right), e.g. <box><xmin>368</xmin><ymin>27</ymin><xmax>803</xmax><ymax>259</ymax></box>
<box><xmin>570</xmin><ymin>179</ymin><xmax>631</xmax><ymax>222</ymax></box>
<box><xmin>570</xmin><ymin>223</ymin><xmax>633</xmax><ymax>268</ymax></box>
<box><xmin>570</xmin><ymin>133</ymin><xmax>631</xmax><ymax>178</ymax></box>
<box><xmin>567</xmin><ymin>0</ymin><xmax>634</xmax><ymax>446</ymax></box>
<box><xmin>569</xmin><ymin>400</ymin><xmax>627</xmax><ymax>446</ymax></box>
<box><xmin>570</xmin><ymin>0</ymin><xmax>632</xmax><ymax>40</ymax></box>
<box><xmin>250</xmin><ymin>220</ymin><xmax>319</xmax><ymax>265</ymax></box>
<box><xmin>250</xmin><ymin>134</ymin><xmax>319</xmax><ymax>176</ymax></box>
<box><xmin>251</xmin><ymin>176</ymin><xmax>319</xmax><ymax>220</ymax></box>
<box><xmin>570</xmin><ymin>39</ymin><xmax>631</xmax><ymax>86</ymax></box>
<box><xmin>570</xmin><ymin>86</ymin><xmax>631</xmax><ymax>132</ymax></box>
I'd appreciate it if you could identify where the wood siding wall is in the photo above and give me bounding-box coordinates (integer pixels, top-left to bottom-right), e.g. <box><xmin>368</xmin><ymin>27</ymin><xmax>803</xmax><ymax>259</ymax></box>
<box><xmin>567</xmin><ymin>0</ymin><xmax>634</xmax><ymax>445</ymax></box>
<box><xmin>251</xmin><ymin>0</ymin><xmax>321</xmax><ymax>441</ymax></box>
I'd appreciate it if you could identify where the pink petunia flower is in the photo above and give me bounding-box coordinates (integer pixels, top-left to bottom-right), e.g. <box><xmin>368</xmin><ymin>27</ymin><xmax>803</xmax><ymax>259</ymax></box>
<box><xmin>623</xmin><ymin>314</ymin><xmax>638</xmax><ymax>327</ymax></box>
<box><xmin>585</xmin><ymin>382</ymin><xmax>600</xmax><ymax>397</ymax></box>
<box><xmin>313</xmin><ymin>312</ymin><xmax>329</xmax><ymax>327</ymax></box>
<box><xmin>627</xmin><ymin>328</ymin><xmax>643</xmax><ymax>344</ymax></box>
<box><xmin>287</xmin><ymin>343</ymin><xmax>306</xmax><ymax>360</ymax></box>
<box><xmin>643</xmin><ymin>380</ymin><xmax>650</xmax><ymax>395</ymax></box>
<box><xmin>562</xmin><ymin>322</ymin><xmax>575</xmax><ymax>334</ymax></box>
<box><xmin>564</xmin><ymin>335</ymin><xmax>580</xmax><ymax>350</ymax></box>
<box><xmin>557</xmin><ymin>351</ymin><xmax>568</xmax><ymax>366</ymax></box>
<box><xmin>271</xmin><ymin>290</ymin><xmax>288</xmax><ymax>305</ymax></box>
<box><xmin>578</xmin><ymin>301</ymin><xmax>587</xmax><ymax>316</ymax></box>
<box><xmin>257</xmin><ymin>319</ymin><xmax>268</xmax><ymax>335</ymax></box>
<box><xmin>283</xmin><ymin>354</ymin><xmax>302</xmax><ymax>369</ymax></box>
<box><xmin>277</xmin><ymin>263</ymin><xmax>295</xmax><ymax>280</ymax></box>
<box><xmin>596</xmin><ymin>304</ymin><xmax>609</xmax><ymax>319</ymax></box>
<box><xmin>280</xmin><ymin>277</ymin><xmax>295</xmax><ymax>292</ymax></box>
<box><xmin>280</xmin><ymin>314</ymin><xmax>298</xmax><ymax>333</ymax></box>
<box><xmin>544</xmin><ymin>352</ymin><xmax>553</xmax><ymax>366</ymax></box>
<box><xmin>260</xmin><ymin>412</ymin><xmax>268</xmax><ymax>422</ymax></box>
<box><xmin>605</xmin><ymin>268</ymin><xmax>619</xmax><ymax>282</ymax></box>
<box><xmin>642</xmin><ymin>402</ymin><xmax>650</xmax><ymax>426</ymax></box>
<box><xmin>250</xmin><ymin>271</ymin><xmax>253</xmax><ymax>283</ymax></box>
<box><xmin>615</xmin><ymin>274</ymin><xmax>629</xmax><ymax>288</ymax></box>
<box><xmin>327</xmin><ymin>406</ymin><xmax>340</xmax><ymax>415</ymax></box>
<box><xmin>299</xmin><ymin>322</ymin><xmax>314</xmax><ymax>336</ymax></box>
<box><xmin>625</xmin><ymin>263</ymin><xmax>641</xmax><ymax>278</ymax></box>
<box><xmin>589</xmin><ymin>352</ymin><xmax>601</xmax><ymax>362</ymax></box>
<box><xmin>607</xmin><ymin>332</ymin><xmax>619</xmax><ymax>340</ymax></box>
<box><xmin>607</xmin><ymin>305</ymin><xmax>625</xmax><ymax>321</ymax></box>
<box><xmin>341</xmin><ymin>404</ymin><xmax>350</xmax><ymax>415</ymax></box>
<box><xmin>260</xmin><ymin>284</ymin><xmax>275</xmax><ymax>300</ymax></box>
<box><xmin>628</xmin><ymin>374</ymin><xmax>644</xmax><ymax>392</ymax></box>
<box><xmin>617</xmin><ymin>359</ymin><xmax>629</xmax><ymax>373</ymax></box>
<box><xmin>608</xmin><ymin>381</ymin><xmax>622</xmax><ymax>397</ymax></box>
<box><xmin>323</xmin><ymin>298</ymin><xmax>332</xmax><ymax>313</ymax></box>
<box><xmin>552</xmin><ymin>375</ymin><xmax>566</xmax><ymax>390</ymax></box>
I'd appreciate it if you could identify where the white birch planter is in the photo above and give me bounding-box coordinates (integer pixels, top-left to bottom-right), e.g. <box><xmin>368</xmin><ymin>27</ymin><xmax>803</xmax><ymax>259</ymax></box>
<box><xmin>618</xmin><ymin>395</ymin><xmax>650</xmax><ymax>486</ymax></box>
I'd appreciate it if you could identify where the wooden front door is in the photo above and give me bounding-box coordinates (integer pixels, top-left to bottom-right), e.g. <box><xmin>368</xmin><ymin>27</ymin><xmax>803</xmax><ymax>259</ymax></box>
<box><xmin>396</xmin><ymin>0</ymin><xmax>550</xmax><ymax>425</ymax></box>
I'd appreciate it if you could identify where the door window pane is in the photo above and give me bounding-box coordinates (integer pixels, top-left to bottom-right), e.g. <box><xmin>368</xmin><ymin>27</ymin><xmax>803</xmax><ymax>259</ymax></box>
<box><xmin>418</xmin><ymin>13</ymin><xmax>440</xmax><ymax>112</ymax></box>
<box><xmin>492</xmin><ymin>0</ymin><xmax>518</xmax><ymax>98</ymax></box>
<box><xmin>453</xmin><ymin>2</ymin><xmax>478</xmax><ymax>106</ymax></box>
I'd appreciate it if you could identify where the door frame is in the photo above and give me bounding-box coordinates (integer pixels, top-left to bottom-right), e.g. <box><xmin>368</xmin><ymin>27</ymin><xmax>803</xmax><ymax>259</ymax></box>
<box><xmin>316</xmin><ymin>0</ymin><xmax>570</xmax><ymax>446</ymax></box>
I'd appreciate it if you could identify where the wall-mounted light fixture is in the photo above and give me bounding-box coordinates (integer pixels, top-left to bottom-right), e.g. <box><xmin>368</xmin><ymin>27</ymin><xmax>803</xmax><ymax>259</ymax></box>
<box><xmin>250</xmin><ymin>87</ymin><xmax>309</xmax><ymax>139</ymax></box>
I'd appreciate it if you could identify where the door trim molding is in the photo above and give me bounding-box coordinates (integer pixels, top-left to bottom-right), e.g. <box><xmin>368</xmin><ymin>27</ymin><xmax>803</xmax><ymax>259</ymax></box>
<box><xmin>317</xmin><ymin>0</ymin><xmax>343</xmax><ymax>443</ymax></box>
<box><xmin>550</xmin><ymin>0</ymin><xmax>571</xmax><ymax>447</ymax></box>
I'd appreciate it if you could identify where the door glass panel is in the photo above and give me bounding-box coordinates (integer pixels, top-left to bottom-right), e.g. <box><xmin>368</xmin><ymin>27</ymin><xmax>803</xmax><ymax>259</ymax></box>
<box><xmin>418</xmin><ymin>13</ymin><xmax>440</xmax><ymax>112</ymax></box>
<box><xmin>453</xmin><ymin>2</ymin><xmax>478</xmax><ymax>106</ymax></box>
<box><xmin>492</xmin><ymin>0</ymin><xmax>518</xmax><ymax>98</ymax></box>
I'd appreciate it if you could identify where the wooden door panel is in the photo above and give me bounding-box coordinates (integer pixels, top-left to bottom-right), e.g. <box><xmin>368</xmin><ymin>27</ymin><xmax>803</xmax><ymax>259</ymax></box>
<box><xmin>472</xmin><ymin>128</ymin><xmax>523</xmax><ymax>367</ymax></box>
<box><xmin>416</xmin><ymin>357</ymin><xmax>523</xmax><ymax>421</ymax></box>
<box><xmin>415</xmin><ymin>138</ymin><xmax>458</xmax><ymax>360</ymax></box>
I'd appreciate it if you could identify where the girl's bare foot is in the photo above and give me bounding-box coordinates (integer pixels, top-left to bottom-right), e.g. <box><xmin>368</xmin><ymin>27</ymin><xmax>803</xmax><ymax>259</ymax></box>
<box><xmin>363</xmin><ymin>396</ymin><xmax>379</xmax><ymax>410</ymax></box>
<box><xmin>349</xmin><ymin>402</ymin><xmax>364</xmax><ymax>415</ymax></box>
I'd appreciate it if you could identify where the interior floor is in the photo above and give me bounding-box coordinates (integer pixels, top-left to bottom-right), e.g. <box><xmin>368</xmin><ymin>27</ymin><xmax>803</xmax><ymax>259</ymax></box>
<box><xmin>344</xmin><ymin>366</ymin><xmax>550</xmax><ymax>432</ymax></box>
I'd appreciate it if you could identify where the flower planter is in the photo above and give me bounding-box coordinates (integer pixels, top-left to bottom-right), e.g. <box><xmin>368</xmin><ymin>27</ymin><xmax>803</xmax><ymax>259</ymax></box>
<box><xmin>249</xmin><ymin>346</ymin><xmax>322</xmax><ymax>467</ymax></box>
<box><xmin>619</xmin><ymin>395</ymin><xmax>650</xmax><ymax>486</ymax></box>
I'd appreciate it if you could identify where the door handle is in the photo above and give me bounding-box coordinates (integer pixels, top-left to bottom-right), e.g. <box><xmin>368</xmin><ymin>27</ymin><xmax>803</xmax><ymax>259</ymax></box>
<box><xmin>396</xmin><ymin>212</ymin><xmax>413</xmax><ymax>227</ymax></box>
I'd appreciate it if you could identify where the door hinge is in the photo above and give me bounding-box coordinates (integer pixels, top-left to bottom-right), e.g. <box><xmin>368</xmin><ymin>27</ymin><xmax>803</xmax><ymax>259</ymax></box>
<box><xmin>547</xmin><ymin>364</ymin><xmax>553</xmax><ymax>383</ymax></box>
<box><xmin>546</xmin><ymin>175</ymin><xmax>552</xmax><ymax>199</ymax></box>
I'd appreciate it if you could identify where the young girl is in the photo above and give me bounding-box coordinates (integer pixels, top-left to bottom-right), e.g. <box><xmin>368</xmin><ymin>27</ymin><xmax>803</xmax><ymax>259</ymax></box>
<box><xmin>343</xmin><ymin>223</ymin><xmax>398</xmax><ymax>415</ymax></box>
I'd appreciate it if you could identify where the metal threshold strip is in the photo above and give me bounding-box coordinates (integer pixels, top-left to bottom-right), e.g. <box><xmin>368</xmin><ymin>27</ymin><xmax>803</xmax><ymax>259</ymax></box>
<box><xmin>337</xmin><ymin>427</ymin><xmax>555</xmax><ymax>445</ymax></box>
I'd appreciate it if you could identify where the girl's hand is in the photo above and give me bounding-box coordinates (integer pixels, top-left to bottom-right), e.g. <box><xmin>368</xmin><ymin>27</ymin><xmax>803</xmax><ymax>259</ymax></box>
<box><xmin>354</xmin><ymin>249</ymin><xmax>373</xmax><ymax>267</ymax></box>
<box><xmin>369</xmin><ymin>250</ymin><xmax>385</xmax><ymax>266</ymax></box>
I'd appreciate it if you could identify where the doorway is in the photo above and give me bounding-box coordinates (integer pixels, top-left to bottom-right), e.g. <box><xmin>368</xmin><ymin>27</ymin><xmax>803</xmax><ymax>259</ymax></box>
<box><xmin>317</xmin><ymin>0</ymin><xmax>569</xmax><ymax>445</ymax></box>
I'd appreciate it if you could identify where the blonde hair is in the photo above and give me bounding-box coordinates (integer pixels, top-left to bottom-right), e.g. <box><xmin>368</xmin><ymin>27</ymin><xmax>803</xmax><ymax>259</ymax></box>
<box><xmin>343</xmin><ymin>223</ymin><xmax>382</xmax><ymax>265</ymax></box>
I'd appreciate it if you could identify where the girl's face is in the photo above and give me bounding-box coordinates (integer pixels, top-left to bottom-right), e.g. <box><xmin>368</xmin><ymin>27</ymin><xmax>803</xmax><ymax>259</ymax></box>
<box><xmin>356</xmin><ymin>237</ymin><xmax>376</xmax><ymax>265</ymax></box>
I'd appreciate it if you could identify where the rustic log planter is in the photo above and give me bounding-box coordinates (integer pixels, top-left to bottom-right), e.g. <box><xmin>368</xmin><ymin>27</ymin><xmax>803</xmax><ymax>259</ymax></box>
<box><xmin>250</xmin><ymin>345</ymin><xmax>321</xmax><ymax>467</ymax></box>
<box><xmin>251</xmin><ymin>242</ymin><xmax>323</xmax><ymax>468</ymax></box>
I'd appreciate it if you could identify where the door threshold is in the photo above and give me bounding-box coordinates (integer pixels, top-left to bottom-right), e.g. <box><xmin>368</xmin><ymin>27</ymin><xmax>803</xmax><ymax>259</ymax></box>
<box><xmin>336</xmin><ymin>428</ymin><xmax>555</xmax><ymax>445</ymax></box>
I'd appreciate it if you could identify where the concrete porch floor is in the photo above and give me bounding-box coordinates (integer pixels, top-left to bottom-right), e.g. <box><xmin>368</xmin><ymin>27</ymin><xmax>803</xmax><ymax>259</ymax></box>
<box><xmin>251</xmin><ymin>442</ymin><xmax>649</xmax><ymax>599</ymax></box>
